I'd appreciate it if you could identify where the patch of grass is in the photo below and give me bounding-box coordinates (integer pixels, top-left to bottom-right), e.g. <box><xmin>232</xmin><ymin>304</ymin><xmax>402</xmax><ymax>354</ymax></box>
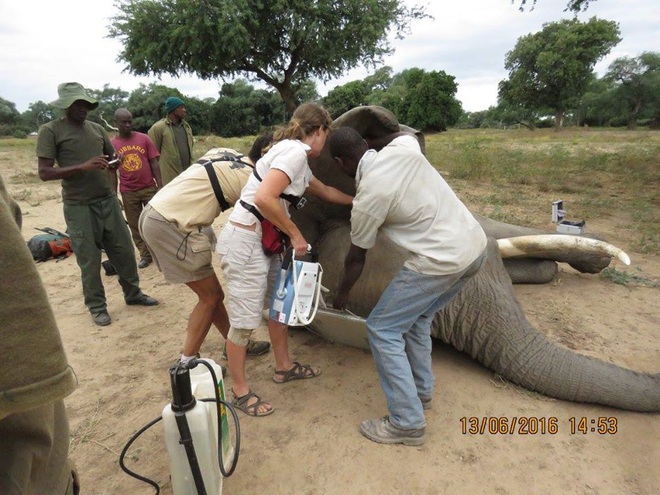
<box><xmin>193</xmin><ymin>135</ymin><xmax>257</xmax><ymax>161</ymax></box>
<box><xmin>11</xmin><ymin>188</ymin><xmax>33</xmax><ymax>201</ymax></box>
<box><xmin>599</xmin><ymin>267</ymin><xmax>659</xmax><ymax>288</ymax></box>
<box><xmin>9</xmin><ymin>170</ymin><xmax>41</xmax><ymax>184</ymax></box>
<box><xmin>439</xmin><ymin>138</ymin><xmax>492</xmax><ymax>181</ymax></box>
<box><xmin>423</xmin><ymin>128</ymin><xmax>660</xmax><ymax>253</ymax></box>
<box><xmin>0</xmin><ymin>137</ymin><xmax>38</xmax><ymax>149</ymax></box>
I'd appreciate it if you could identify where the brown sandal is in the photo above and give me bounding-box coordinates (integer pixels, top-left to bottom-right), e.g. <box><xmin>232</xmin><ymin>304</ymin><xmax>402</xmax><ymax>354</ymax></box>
<box><xmin>230</xmin><ymin>389</ymin><xmax>274</xmax><ymax>417</ymax></box>
<box><xmin>273</xmin><ymin>362</ymin><xmax>321</xmax><ymax>384</ymax></box>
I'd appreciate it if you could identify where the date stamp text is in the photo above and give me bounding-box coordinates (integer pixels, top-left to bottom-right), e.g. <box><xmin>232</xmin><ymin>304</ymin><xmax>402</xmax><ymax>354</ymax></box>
<box><xmin>459</xmin><ymin>416</ymin><xmax>618</xmax><ymax>435</ymax></box>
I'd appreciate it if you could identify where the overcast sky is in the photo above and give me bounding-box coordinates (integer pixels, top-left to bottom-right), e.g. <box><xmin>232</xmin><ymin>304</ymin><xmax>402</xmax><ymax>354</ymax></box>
<box><xmin>0</xmin><ymin>0</ymin><xmax>657</xmax><ymax>114</ymax></box>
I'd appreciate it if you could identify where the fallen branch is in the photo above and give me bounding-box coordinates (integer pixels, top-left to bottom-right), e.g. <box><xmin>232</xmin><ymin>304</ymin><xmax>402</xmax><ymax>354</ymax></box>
<box><xmin>99</xmin><ymin>112</ymin><xmax>118</xmax><ymax>132</ymax></box>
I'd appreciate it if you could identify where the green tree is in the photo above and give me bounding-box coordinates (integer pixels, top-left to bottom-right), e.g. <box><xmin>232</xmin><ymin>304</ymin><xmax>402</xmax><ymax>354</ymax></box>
<box><xmin>491</xmin><ymin>99</ymin><xmax>544</xmax><ymax>129</ymax></box>
<box><xmin>110</xmin><ymin>0</ymin><xmax>428</xmax><ymax>113</ymax></box>
<box><xmin>604</xmin><ymin>52</ymin><xmax>660</xmax><ymax>129</ymax></box>
<box><xmin>363</xmin><ymin>68</ymin><xmax>461</xmax><ymax>132</ymax></box>
<box><xmin>456</xmin><ymin>110</ymin><xmax>488</xmax><ymax>129</ymax></box>
<box><xmin>183</xmin><ymin>96</ymin><xmax>215</xmax><ymax>135</ymax></box>
<box><xmin>402</xmin><ymin>70</ymin><xmax>462</xmax><ymax>132</ymax></box>
<box><xmin>0</xmin><ymin>97</ymin><xmax>21</xmax><ymax>136</ymax></box>
<box><xmin>324</xmin><ymin>67</ymin><xmax>394</xmax><ymax>118</ymax></box>
<box><xmin>324</xmin><ymin>80</ymin><xmax>371</xmax><ymax>118</ymax></box>
<box><xmin>293</xmin><ymin>80</ymin><xmax>320</xmax><ymax>108</ymax></box>
<box><xmin>21</xmin><ymin>101</ymin><xmax>57</xmax><ymax>132</ymax></box>
<box><xmin>0</xmin><ymin>97</ymin><xmax>20</xmax><ymax>125</ymax></box>
<box><xmin>125</xmin><ymin>83</ymin><xmax>184</xmax><ymax>132</ymax></box>
<box><xmin>499</xmin><ymin>17</ymin><xmax>620</xmax><ymax>129</ymax></box>
<box><xmin>209</xmin><ymin>79</ymin><xmax>283</xmax><ymax>137</ymax></box>
<box><xmin>576</xmin><ymin>77</ymin><xmax>618</xmax><ymax>127</ymax></box>
<box><xmin>87</xmin><ymin>85</ymin><xmax>129</xmax><ymax>130</ymax></box>
<box><xmin>517</xmin><ymin>0</ymin><xmax>595</xmax><ymax>12</ymax></box>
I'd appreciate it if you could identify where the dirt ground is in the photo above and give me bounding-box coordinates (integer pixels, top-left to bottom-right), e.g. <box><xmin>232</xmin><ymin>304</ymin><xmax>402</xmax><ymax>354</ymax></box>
<box><xmin>5</xmin><ymin>158</ymin><xmax>659</xmax><ymax>495</ymax></box>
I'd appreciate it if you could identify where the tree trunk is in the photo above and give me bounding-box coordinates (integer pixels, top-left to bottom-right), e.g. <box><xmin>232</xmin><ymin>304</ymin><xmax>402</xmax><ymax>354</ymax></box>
<box><xmin>627</xmin><ymin>99</ymin><xmax>642</xmax><ymax>130</ymax></box>
<box><xmin>517</xmin><ymin>120</ymin><xmax>536</xmax><ymax>131</ymax></box>
<box><xmin>554</xmin><ymin>110</ymin><xmax>564</xmax><ymax>131</ymax></box>
<box><xmin>275</xmin><ymin>85</ymin><xmax>297</xmax><ymax>116</ymax></box>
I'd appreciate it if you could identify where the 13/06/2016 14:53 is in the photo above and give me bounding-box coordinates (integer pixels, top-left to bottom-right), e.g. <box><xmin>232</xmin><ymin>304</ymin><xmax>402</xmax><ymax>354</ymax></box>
<box><xmin>459</xmin><ymin>416</ymin><xmax>618</xmax><ymax>435</ymax></box>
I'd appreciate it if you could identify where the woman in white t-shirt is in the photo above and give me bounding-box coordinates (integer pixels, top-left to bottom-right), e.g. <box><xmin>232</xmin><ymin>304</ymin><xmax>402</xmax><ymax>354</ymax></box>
<box><xmin>217</xmin><ymin>103</ymin><xmax>353</xmax><ymax>417</ymax></box>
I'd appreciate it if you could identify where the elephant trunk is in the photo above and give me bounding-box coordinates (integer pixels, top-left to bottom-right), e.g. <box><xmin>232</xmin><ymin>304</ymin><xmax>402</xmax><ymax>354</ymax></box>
<box><xmin>436</xmin><ymin>240</ymin><xmax>659</xmax><ymax>412</ymax></box>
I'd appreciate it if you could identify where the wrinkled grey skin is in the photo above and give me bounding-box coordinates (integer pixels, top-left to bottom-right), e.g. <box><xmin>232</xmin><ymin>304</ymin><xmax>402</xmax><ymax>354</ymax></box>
<box><xmin>291</xmin><ymin>106</ymin><xmax>659</xmax><ymax>412</ymax></box>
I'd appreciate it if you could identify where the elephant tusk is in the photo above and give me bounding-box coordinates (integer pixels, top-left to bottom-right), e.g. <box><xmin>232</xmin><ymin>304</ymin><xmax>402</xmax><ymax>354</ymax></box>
<box><xmin>497</xmin><ymin>235</ymin><xmax>631</xmax><ymax>266</ymax></box>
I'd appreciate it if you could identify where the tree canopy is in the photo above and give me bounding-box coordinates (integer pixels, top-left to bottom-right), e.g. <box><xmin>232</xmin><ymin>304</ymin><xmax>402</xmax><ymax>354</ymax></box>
<box><xmin>383</xmin><ymin>69</ymin><xmax>462</xmax><ymax>132</ymax></box>
<box><xmin>517</xmin><ymin>0</ymin><xmax>596</xmax><ymax>12</ymax></box>
<box><xmin>499</xmin><ymin>17</ymin><xmax>620</xmax><ymax>129</ymax></box>
<box><xmin>110</xmin><ymin>0</ymin><xmax>428</xmax><ymax>113</ymax></box>
<box><xmin>604</xmin><ymin>52</ymin><xmax>660</xmax><ymax>129</ymax></box>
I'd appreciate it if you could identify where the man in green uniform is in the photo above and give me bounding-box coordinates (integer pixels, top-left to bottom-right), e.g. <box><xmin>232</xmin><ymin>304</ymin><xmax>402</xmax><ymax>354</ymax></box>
<box><xmin>36</xmin><ymin>82</ymin><xmax>159</xmax><ymax>327</ymax></box>
<box><xmin>0</xmin><ymin>173</ymin><xmax>79</xmax><ymax>494</ymax></box>
<box><xmin>148</xmin><ymin>96</ymin><xmax>194</xmax><ymax>186</ymax></box>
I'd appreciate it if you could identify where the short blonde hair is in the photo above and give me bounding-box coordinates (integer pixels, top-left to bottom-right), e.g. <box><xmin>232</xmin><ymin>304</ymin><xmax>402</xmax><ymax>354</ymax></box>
<box><xmin>273</xmin><ymin>102</ymin><xmax>332</xmax><ymax>143</ymax></box>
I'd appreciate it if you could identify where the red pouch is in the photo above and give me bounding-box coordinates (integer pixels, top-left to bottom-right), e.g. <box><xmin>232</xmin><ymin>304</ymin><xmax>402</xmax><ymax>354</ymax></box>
<box><xmin>261</xmin><ymin>219</ymin><xmax>289</xmax><ymax>255</ymax></box>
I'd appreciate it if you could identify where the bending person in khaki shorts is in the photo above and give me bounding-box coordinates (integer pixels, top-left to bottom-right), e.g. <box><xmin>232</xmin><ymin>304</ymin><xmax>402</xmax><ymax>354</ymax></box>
<box><xmin>139</xmin><ymin>135</ymin><xmax>273</xmax><ymax>365</ymax></box>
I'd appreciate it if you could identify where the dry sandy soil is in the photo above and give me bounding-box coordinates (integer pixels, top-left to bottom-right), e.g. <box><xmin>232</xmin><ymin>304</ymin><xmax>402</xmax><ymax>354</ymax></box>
<box><xmin>3</xmin><ymin>151</ymin><xmax>659</xmax><ymax>495</ymax></box>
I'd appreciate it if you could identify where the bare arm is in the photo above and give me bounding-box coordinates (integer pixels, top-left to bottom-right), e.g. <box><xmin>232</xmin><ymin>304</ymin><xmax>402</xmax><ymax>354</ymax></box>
<box><xmin>38</xmin><ymin>155</ymin><xmax>113</xmax><ymax>182</ymax></box>
<box><xmin>253</xmin><ymin>168</ymin><xmax>308</xmax><ymax>256</ymax></box>
<box><xmin>334</xmin><ymin>244</ymin><xmax>367</xmax><ymax>310</ymax></box>
<box><xmin>150</xmin><ymin>158</ymin><xmax>163</xmax><ymax>189</ymax></box>
<box><xmin>306</xmin><ymin>176</ymin><xmax>353</xmax><ymax>205</ymax></box>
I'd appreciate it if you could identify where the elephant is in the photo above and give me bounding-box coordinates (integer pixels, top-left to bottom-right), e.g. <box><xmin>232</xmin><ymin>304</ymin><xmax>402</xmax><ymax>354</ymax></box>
<box><xmin>289</xmin><ymin>105</ymin><xmax>659</xmax><ymax>412</ymax></box>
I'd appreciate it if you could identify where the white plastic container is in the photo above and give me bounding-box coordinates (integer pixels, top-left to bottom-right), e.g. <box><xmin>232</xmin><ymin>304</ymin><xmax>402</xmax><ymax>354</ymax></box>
<box><xmin>189</xmin><ymin>358</ymin><xmax>234</xmax><ymax>470</ymax></box>
<box><xmin>162</xmin><ymin>401</ymin><xmax>222</xmax><ymax>495</ymax></box>
<box><xmin>162</xmin><ymin>365</ymin><xmax>223</xmax><ymax>495</ymax></box>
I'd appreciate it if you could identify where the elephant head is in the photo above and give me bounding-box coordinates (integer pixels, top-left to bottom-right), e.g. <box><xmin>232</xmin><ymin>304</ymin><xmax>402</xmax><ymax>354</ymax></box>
<box><xmin>291</xmin><ymin>106</ymin><xmax>659</xmax><ymax>412</ymax></box>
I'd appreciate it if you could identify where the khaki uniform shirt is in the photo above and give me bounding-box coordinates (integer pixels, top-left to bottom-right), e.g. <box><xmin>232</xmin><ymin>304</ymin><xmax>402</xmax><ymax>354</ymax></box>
<box><xmin>149</xmin><ymin>152</ymin><xmax>253</xmax><ymax>233</ymax></box>
<box><xmin>148</xmin><ymin>116</ymin><xmax>194</xmax><ymax>186</ymax></box>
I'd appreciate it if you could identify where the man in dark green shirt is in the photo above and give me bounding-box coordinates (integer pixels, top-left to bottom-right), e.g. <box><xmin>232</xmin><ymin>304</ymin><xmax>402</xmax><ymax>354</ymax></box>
<box><xmin>36</xmin><ymin>82</ymin><xmax>159</xmax><ymax>326</ymax></box>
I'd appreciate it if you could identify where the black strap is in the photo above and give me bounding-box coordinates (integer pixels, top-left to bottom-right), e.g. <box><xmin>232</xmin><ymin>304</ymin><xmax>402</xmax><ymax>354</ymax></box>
<box><xmin>174</xmin><ymin>411</ymin><xmax>208</xmax><ymax>495</ymax></box>
<box><xmin>203</xmin><ymin>161</ymin><xmax>231</xmax><ymax>211</ymax></box>
<box><xmin>252</xmin><ymin>168</ymin><xmax>307</xmax><ymax>210</ymax></box>
<box><xmin>195</xmin><ymin>153</ymin><xmax>254</xmax><ymax>169</ymax></box>
<box><xmin>36</xmin><ymin>226</ymin><xmax>69</xmax><ymax>238</ymax></box>
<box><xmin>239</xmin><ymin>199</ymin><xmax>264</xmax><ymax>222</ymax></box>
